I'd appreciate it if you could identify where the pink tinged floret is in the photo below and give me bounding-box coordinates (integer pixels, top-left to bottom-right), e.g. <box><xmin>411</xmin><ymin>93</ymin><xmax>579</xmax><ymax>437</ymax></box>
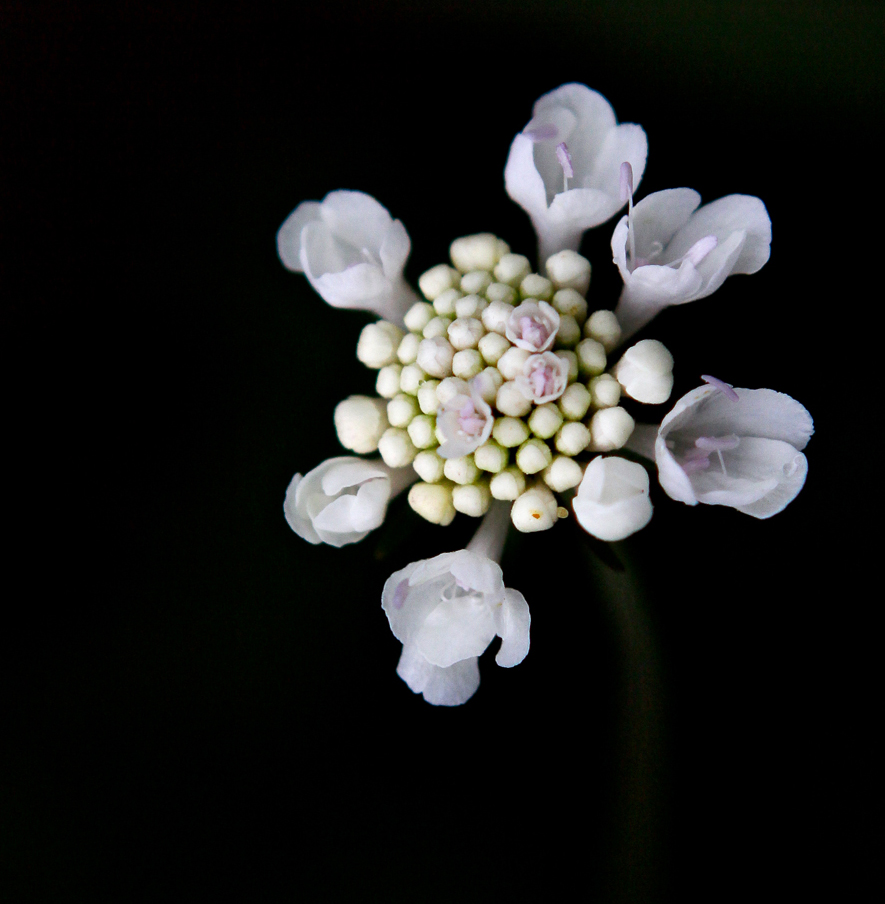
<box><xmin>519</xmin><ymin>316</ymin><xmax>550</xmax><ymax>348</ymax></box>
<box><xmin>458</xmin><ymin>401</ymin><xmax>487</xmax><ymax>436</ymax></box>
<box><xmin>530</xmin><ymin>363</ymin><xmax>557</xmax><ymax>398</ymax></box>
<box><xmin>701</xmin><ymin>374</ymin><xmax>739</xmax><ymax>401</ymax></box>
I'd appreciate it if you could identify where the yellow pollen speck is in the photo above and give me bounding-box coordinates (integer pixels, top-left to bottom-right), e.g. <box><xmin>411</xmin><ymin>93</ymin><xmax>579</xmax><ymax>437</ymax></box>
<box><xmin>556</xmin><ymin>506</ymin><xmax>568</xmax><ymax>519</ymax></box>
<box><xmin>531</xmin><ymin>511</ymin><xmax>541</xmax><ymax>519</ymax></box>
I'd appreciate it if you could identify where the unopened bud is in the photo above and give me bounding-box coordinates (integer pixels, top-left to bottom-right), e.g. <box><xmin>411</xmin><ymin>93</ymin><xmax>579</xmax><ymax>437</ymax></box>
<box><xmin>403</xmin><ymin>301</ymin><xmax>436</xmax><ymax>333</ymax></box>
<box><xmin>378</xmin><ymin>427</ymin><xmax>419</xmax><ymax>467</ymax></box>
<box><xmin>452</xmin><ymin>349</ymin><xmax>484</xmax><ymax>379</ymax></box>
<box><xmin>558</xmin><ymin>382</ymin><xmax>592</xmax><ymax>420</ymax></box>
<box><xmin>496</xmin><ymin>381</ymin><xmax>532</xmax><ymax>417</ymax></box>
<box><xmin>452</xmin><ymin>479</ymin><xmax>492</xmax><ymax>517</ymax></box>
<box><xmin>448</xmin><ymin>317</ymin><xmax>485</xmax><ymax>350</ymax></box>
<box><xmin>485</xmin><ymin>283</ymin><xmax>517</xmax><ymax>306</ymax></box>
<box><xmin>460</xmin><ymin>270</ymin><xmax>493</xmax><ymax>296</ymax></box>
<box><xmin>613</xmin><ymin>339</ymin><xmax>674</xmax><ymax>404</ymax></box>
<box><xmin>588</xmin><ymin>373</ymin><xmax>621</xmax><ymax>408</ymax></box>
<box><xmin>554</xmin><ymin>314</ymin><xmax>581</xmax><ymax>349</ymax></box>
<box><xmin>417</xmin><ymin>336</ymin><xmax>455</xmax><ymax>378</ymax></box>
<box><xmin>478</xmin><ymin>331</ymin><xmax>511</xmax><ymax>365</ymax></box>
<box><xmin>493</xmin><ymin>416</ymin><xmax>530</xmax><ymax>449</ymax></box>
<box><xmin>588</xmin><ymin>406</ymin><xmax>635</xmax><ymax>451</ymax></box>
<box><xmin>450</xmin><ymin>234</ymin><xmax>502</xmax><ymax>272</ymax></box>
<box><xmin>576</xmin><ymin>337</ymin><xmax>607</xmax><ymax>377</ymax></box>
<box><xmin>585</xmin><ymin>310</ymin><xmax>622</xmax><ymax>352</ymax></box>
<box><xmin>493</xmin><ymin>253</ymin><xmax>531</xmax><ymax>287</ymax></box>
<box><xmin>417</xmin><ymin>379</ymin><xmax>441</xmax><ymax>414</ymax></box>
<box><xmin>473</xmin><ymin>439</ymin><xmax>509</xmax><ymax>474</ymax></box>
<box><xmin>511</xmin><ymin>484</ymin><xmax>558</xmax><ymax>532</ymax></box>
<box><xmin>528</xmin><ymin>403</ymin><xmax>563</xmax><ymax>439</ymax></box>
<box><xmin>387</xmin><ymin>393</ymin><xmax>420</xmax><ymax>428</ymax></box>
<box><xmin>520</xmin><ymin>274</ymin><xmax>553</xmax><ymax>301</ymax></box>
<box><xmin>357</xmin><ymin>321</ymin><xmax>404</xmax><ymax>369</ymax></box>
<box><xmin>408</xmin><ymin>481</ymin><xmax>456</xmax><ymax>525</ymax></box>
<box><xmin>399</xmin><ymin>363</ymin><xmax>427</xmax><ymax>395</ymax></box>
<box><xmin>334</xmin><ymin>395</ymin><xmax>389</xmax><ymax>454</ymax></box>
<box><xmin>413</xmin><ymin>449</ymin><xmax>445</xmax><ymax>483</ymax></box>
<box><xmin>397</xmin><ymin>332</ymin><xmax>420</xmax><ymax>365</ymax></box>
<box><xmin>545</xmin><ymin>250</ymin><xmax>591</xmax><ymax>295</ymax></box>
<box><xmin>543</xmin><ymin>455</ymin><xmax>584</xmax><ymax>492</ymax></box>
<box><xmin>443</xmin><ymin>454</ymin><xmax>480</xmax><ymax>486</ymax></box>
<box><xmin>455</xmin><ymin>294</ymin><xmax>489</xmax><ymax>319</ymax></box>
<box><xmin>419</xmin><ymin>264</ymin><xmax>460</xmax><ymax>300</ymax></box>
<box><xmin>407</xmin><ymin>414</ymin><xmax>438</xmax><ymax>449</ymax></box>
<box><xmin>376</xmin><ymin>363</ymin><xmax>403</xmax><ymax>399</ymax></box>
<box><xmin>489</xmin><ymin>466</ymin><xmax>526</xmax><ymax>501</ymax></box>
<box><xmin>423</xmin><ymin>314</ymin><xmax>454</xmax><ymax>339</ymax></box>
<box><xmin>516</xmin><ymin>438</ymin><xmax>553</xmax><ymax>475</ymax></box>
<box><xmin>552</xmin><ymin>288</ymin><xmax>588</xmax><ymax>324</ymax></box>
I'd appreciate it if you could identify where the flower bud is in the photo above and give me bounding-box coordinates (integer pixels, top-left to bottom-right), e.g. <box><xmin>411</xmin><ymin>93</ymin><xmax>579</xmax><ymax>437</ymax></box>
<box><xmin>417</xmin><ymin>379</ymin><xmax>441</xmax><ymax>414</ymax></box>
<box><xmin>545</xmin><ymin>250</ymin><xmax>592</xmax><ymax>295</ymax></box>
<box><xmin>460</xmin><ymin>270</ymin><xmax>493</xmax><ymax>296</ymax></box>
<box><xmin>397</xmin><ymin>332</ymin><xmax>420</xmax><ymax>365</ymax></box>
<box><xmin>585</xmin><ymin>310</ymin><xmax>622</xmax><ymax>352</ymax></box>
<box><xmin>528</xmin><ymin>403</ymin><xmax>563</xmax><ymax>439</ymax></box>
<box><xmin>408</xmin><ymin>481</ymin><xmax>456</xmax><ymax>525</ymax></box>
<box><xmin>558</xmin><ymin>382</ymin><xmax>592</xmax><ymax>420</ymax></box>
<box><xmin>588</xmin><ymin>407</ymin><xmax>635</xmax><ymax>451</ymax></box>
<box><xmin>454</xmin><ymin>294</ymin><xmax>489</xmax><ymax>319</ymax></box>
<box><xmin>555</xmin><ymin>350</ymin><xmax>579</xmax><ymax>382</ymax></box>
<box><xmin>403</xmin><ymin>301</ymin><xmax>436</xmax><ymax>333</ymax></box>
<box><xmin>432</xmin><ymin>289</ymin><xmax>462</xmax><ymax>317</ymax></box>
<box><xmin>472</xmin><ymin>367</ymin><xmax>504</xmax><ymax>405</ymax></box>
<box><xmin>413</xmin><ymin>449</ymin><xmax>445</xmax><ymax>483</ymax></box>
<box><xmin>493</xmin><ymin>253</ymin><xmax>531</xmax><ymax>287</ymax></box>
<box><xmin>496</xmin><ymin>346</ymin><xmax>531</xmax><ymax>380</ymax></box>
<box><xmin>452</xmin><ymin>349</ymin><xmax>484</xmax><ymax>379</ymax></box>
<box><xmin>376</xmin><ymin>363</ymin><xmax>403</xmax><ymax>398</ymax></box>
<box><xmin>573</xmin><ymin>456</ymin><xmax>652</xmax><ymax>541</ymax></box>
<box><xmin>378</xmin><ymin>427</ymin><xmax>419</xmax><ymax>467</ymax></box>
<box><xmin>399</xmin><ymin>363</ymin><xmax>427</xmax><ymax>395</ymax></box>
<box><xmin>334</xmin><ymin>395</ymin><xmax>389</xmax><ymax>454</ymax></box>
<box><xmin>576</xmin><ymin>338</ymin><xmax>607</xmax><ymax>377</ymax></box>
<box><xmin>419</xmin><ymin>264</ymin><xmax>460</xmax><ymax>300</ymax></box>
<box><xmin>436</xmin><ymin>377</ymin><xmax>470</xmax><ymax>406</ymax></box>
<box><xmin>519</xmin><ymin>274</ymin><xmax>553</xmax><ymax>301</ymax></box>
<box><xmin>588</xmin><ymin>373</ymin><xmax>621</xmax><ymax>408</ymax></box>
<box><xmin>478</xmin><ymin>331</ymin><xmax>511</xmax><ymax>366</ymax></box>
<box><xmin>551</xmin><ymin>288</ymin><xmax>588</xmax><ymax>324</ymax></box>
<box><xmin>452</xmin><ymin>479</ymin><xmax>492</xmax><ymax>517</ymax></box>
<box><xmin>496</xmin><ymin>381</ymin><xmax>533</xmax><ymax>417</ymax></box>
<box><xmin>542</xmin><ymin>455</ymin><xmax>584</xmax><ymax>492</ymax></box>
<box><xmin>448</xmin><ymin>317</ymin><xmax>485</xmax><ymax>350</ymax></box>
<box><xmin>490</xmin><ymin>466</ymin><xmax>526</xmax><ymax>501</ymax></box>
<box><xmin>481</xmin><ymin>299</ymin><xmax>515</xmax><ymax>335</ymax></box>
<box><xmin>450</xmin><ymin>233</ymin><xmax>502</xmax><ymax>272</ymax></box>
<box><xmin>516</xmin><ymin>438</ymin><xmax>553</xmax><ymax>475</ymax></box>
<box><xmin>613</xmin><ymin>339</ymin><xmax>674</xmax><ymax>404</ymax></box>
<box><xmin>417</xmin><ymin>336</ymin><xmax>455</xmax><ymax>378</ymax></box>
<box><xmin>493</xmin><ymin>416</ymin><xmax>530</xmax><ymax>448</ymax></box>
<box><xmin>554</xmin><ymin>314</ymin><xmax>581</xmax><ymax>349</ymax></box>
<box><xmin>423</xmin><ymin>314</ymin><xmax>454</xmax><ymax>339</ymax></box>
<box><xmin>554</xmin><ymin>421</ymin><xmax>591</xmax><ymax>456</ymax></box>
<box><xmin>473</xmin><ymin>439</ymin><xmax>509</xmax><ymax>473</ymax></box>
<box><xmin>443</xmin><ymin>454</ymin><xmax>480</xmax><ymax>486</ymax></box>
<box><xmin>407</xmin><ymin>414</ymin><xmax>438</xmax><ymax>449</ymax></box>
<box><xmin>387</xmin><ymin>392</ymin><xmax>420</xmax><ymax>427</ymax></box>
<box><xmin>357</xmin><ymin>321</ymin><xmax>404</xmax><ymax>368</ymax></box>
<box><xmin>485</xmin><ymin>283</ymin><xmax>517</xmax><ymax>306</ymax></box>
<box><xmin>511</xmin><ymin>484</ymin><xmax>558</xmax><ymax>532</ymax></box>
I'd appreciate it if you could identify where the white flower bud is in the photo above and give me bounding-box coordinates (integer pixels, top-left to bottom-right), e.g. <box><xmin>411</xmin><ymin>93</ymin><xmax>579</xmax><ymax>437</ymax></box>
<box><xmin>585</xmin><ymin>310</ymin><xmax>622</xmax><ymax>352</ymax></box>
<box><xmin>399</xmin><ymin>363</ymin><xmax>427</xmax><ymax>395</ymax></box>
<box><xmin>576</xmin><ymin>337</ymin><xmax>607</xmax><ymax>377</ymax></box>
<box><xmin>552</xmin><ymin>288</ymin><xmax>588</xmax><ymax>324</ymax></box>
<box><xmin>443</xmin><ymin>454</ymin><xmax>480</xmax><ymax>486</ymax></box>
<box><xmin>387</xmin><ymin>392</ymin><xmax>420</xmax><ymax>427</ymax></box>
<box><xmin>473</xmin><ymin>439</ymin><xmax>509</xmax><ymax>473</ymax></box>
<box><xmin>554</xmin><ymin>314</ymin><xmax>581</xmax><ymax>349</ymax></box>
<box><xmin>416</xmin><ymin>336</ymin><xmax>455</xmax><ymax>378</ymax></box>
<box><xmin>460</xmin><ymin>270</ymin><xmax>493</xmax><ymax>296</ymax></box>
<box><xmin>588</xmin><ymin>373</ymin><xmax>621</xmax><ymax>409</ymax></box>
<box><xmin>376</xmin><ymin>363</ymin><xmax>403</xmax><ymax>398</ymax></box>
<box><xmin>472</xmin><ymin>367</ymin><xmax>504</xmax><ymax>405</ymax></box>
<box><xmin>545</xmin><ymin>249</ymin><xmax>592</xmax><ymax>295</ymax></box>
<box><xmin>448</xmin><ymin>317</ymin><xmax>485</xmax><ymax>350</ymax></box>
<box><xmin>511</xmin><ymin>484</ymin><xmax>558</xmax><ymax>532</ymax></box>
<box><xmin>613</xmin><ymin>339</ymin><xmax>674</xmax><ymax>404</ymax></box>
<box><xmin>490</xmin><ymin>466</ymin><xmax>526</xmax><ymax>501</ymax></box>
<box><xmin>520</xmin><ymin>274</ymin><xmax>553</xmax><ymax>301</ymax></box>
<box><xmin>478</xmin><ymin>331</ymin><xmax>511</xmax><ymax>366</ymax></box>
<box><xmin>403</xmin><ymin>301</ymin><xmax>436</xmax><ymax>333</ymax></box>
<box><xmin>496</xmin><ymin>381</ymin><xmax>532</xmax><ymax>417</ymax></box>
<box><xmin>454</xmin><ymin>294</ymin><xmax>488</xmax><ymax>319</ymax></box>
<box><xmin>588</xmin><ymin>407</ymin><xmax>635</xmax><ymax>451</ymax></box>
<box><xmin>413</xmin><ymin>449</ymin><xmax>445</xmax><ymax>483</ymax></box>
<box><xmin>334</xmin><ymin>395</ymin><xmax>389</xmax><ymax>454</ymax></box>
<box><xmin>452</xmin><ymin>349</ymin><xmax>483</xmax><ymax>379</ymax></box>
<box><xmin>397</xmin><ymin>331</ymin><xmax>420</xmax><ymax>365</ymax></box>
<box><xmin>496</xmin><ymin>346</ymin><xmax>531</xmax><ymax>381</ymax></box>
<box><xmin>417</xmin><ymin>379</ymin><xmax>441</xmax><ymax>414</ymax></box>
<box><xmin>452</xmin><ymin>480</ymin><xmax>492</xmax><ymax>517</ymax></box>
<box><xmin>432</xmin><ymin>288</ymin><xmax>463</xmax><ymax>316</ymax></box>
<box><xmin>357</xmin><ymin>321</ymin><xmax>403</xmax><ymax>369</ymax></box>
<box><xmin>450</xmin><ymin>234</ymin><xmax>501</xmax><ymax>272</ymax></box>
<box><xmin>493</xmin><ymin>416</ymin><xmax>530</xmax><ymax>448</ymax></box>
<box><xmin>528</xmin><ymin>403</ymin><xmax>563</xmax><ymax>439</ymax></box>
<box><xmin>516</xmin><ymin>438</ymin><xmax>553</xmax><ymax>475</ymax></box>
<box><xmin>543</xmin><ymin>455</ymin><xmax>584</xmax><ymax>492</ymax></box>
<box><xmin>493</xmin><ymin>253</ymin><xmax>531</xmax><ymax>287</ymax></box>
<box><xmin>407</xmin><ymin>414</ymin><xmax>438</xmax><ymax>449</ymax></box>
<box><xmin>408</xmin><ymin>481</ymin><xmax>456</xmax><ymax>525</ymax></box>
<box><xmin>419</xmin><ymin>264</ymin><xmax>460</xmax><ymax>300</ymax></box>
<box><xmin>436</xmin><ymin>377</ymin><xmax>470</xmax><ymax>406</ymax></box>
<box><xmin>481</xmin><ymin>299</ymin><xmax>515</xmax><ymax>335</ymax></box>
<box><xmin>378</xmin><ymin>427</ymin><xmax>419</xmax><ymax>467</ymax></box>
<box><xmin>554</xmin><ymin>421</ymin><xmax>591</xmax><ymax>456</ymax></box>
<box><xmin>573</xmin><ymin>456</ymin><xmax>652</xmax><ymax>541</ymax></box>
<box><xmin>558</xmin><ymin>382</ymin><xmax>592</xmax><ymax>420</ymax></box>
<box><xmin>555</xmin><ymin>350</ymin><xmax>579</xmax><ymax>382</ymax></box>
<box><xmin>485</xmin><ymin>283</ymin><xmax>517</xmax><ymax>306</ymax></box>
<box><xmin>422</xmin><ymin>314</ymin><xmax>453</xmax><ymax>339</ymax></box>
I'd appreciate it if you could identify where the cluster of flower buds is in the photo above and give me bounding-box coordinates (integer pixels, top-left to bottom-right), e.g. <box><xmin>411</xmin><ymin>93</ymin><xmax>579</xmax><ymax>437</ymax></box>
<box><xmin>336</xmin><ymin>232</ymin><xmax>672</xmax><ymax>540</ymax></box>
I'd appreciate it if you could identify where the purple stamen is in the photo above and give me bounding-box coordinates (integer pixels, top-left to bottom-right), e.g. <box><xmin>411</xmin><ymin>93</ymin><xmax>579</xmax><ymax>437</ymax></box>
<box><xmin>701</xmin><ymin>375</ymin><xmax>739</xmax><ymax>401</ymax></box>
<box><xmin>684</xmin><ymin>235</ymin><xmax>718</xmax><ymax>267</ymax></box>
<box><xmin>695</xmin><ymin>434</ymin><xmax>740</xmax><ymax>452</ymax></box>
<box><xmin>555</xmin><ymin>142</ymin><xmax>574</xmax><ymax>179</ymax></box>
<box><xmin>619</xmin><ymin>161</ymin><xmax>634</xmax><ymax>203</ymax></box>
<box><xmin>458</xmin><ymin>401</ymin><xmax>486</xmax><ymax>436</ymax></box>
<box><xmin>681</xmin><ymin>457</ymin><xmax>711</xmax><ymax>474</ymax></box>
<box><xmin>524</xmin><ymin>123</ymin><xmax>558</xmax><ymax>141</ymax></box>
<box><xmin>519</xmin><ymin>315</ymin><xmax>549</xmax><ymax>348</ymax></box>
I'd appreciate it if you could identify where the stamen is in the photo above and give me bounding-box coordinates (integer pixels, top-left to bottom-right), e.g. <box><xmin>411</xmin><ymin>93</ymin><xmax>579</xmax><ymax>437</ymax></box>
<box><xmin>701</xmin><ymin>375</ymin><xmax>739</xmax><ymax>401</ymax></box>
<box><xmin>695</xmin><ymin>434</ymin><xmax>740</xmax><ymax>452</ymax></box>
<box><xmin>524</xmin><ymin>123</ymin><xmax>558</xmax><ymax>141</ymax></box>
<box><xmin>556</xmin><ymin>142</ymin><xmax>574</xmax><ymax>192</ymax></box>
<box><xmin>683</xmin><ymin>235</ymin><xmax>718</xmax><ymax>267</ymax></box>
<box><xmin>619</xmin><ymin>162</ymin><xmax>636</xmax><ymax>269</ymax></box>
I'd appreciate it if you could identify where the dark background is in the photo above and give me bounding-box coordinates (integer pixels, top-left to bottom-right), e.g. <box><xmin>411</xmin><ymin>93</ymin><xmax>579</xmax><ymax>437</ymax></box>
<box><xmin>1</xmin><ymin>2</ymin><xmax>878</xmax><ymax>900</ymax></box>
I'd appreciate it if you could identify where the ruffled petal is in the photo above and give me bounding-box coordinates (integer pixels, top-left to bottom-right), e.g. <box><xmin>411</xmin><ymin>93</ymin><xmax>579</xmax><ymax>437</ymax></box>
<box><xmin>310</xmin><ymin>262</ymin><xmax>390</xmax><ymax>310</ymax></box>
<box><xmin>494</xmin><ymin>589</ymin><xmax>531</xmax><ymax>668</ymax></box>
<box><xmin>449</xmin><ymin>552</ymin><xmax>504</xmax><ymax>596</ymax></box>
<box><xmin>504</xmin><ymin>132</ymin><xmax>550</xmax><ymax>222</ymax></box>
<box><xmin>276</xmin><ymin>201</ymin><xmax>322</xmax><ymax>272</ymax></box>
<box><xmin>319</xmin><ymin>190</ymin><xmax>393</xmax><ymax>254</ymax></box>
<box><xmin>396</xmin><ymin>644</ymin><xmax>480</xmax><ymax>706</ymax></box>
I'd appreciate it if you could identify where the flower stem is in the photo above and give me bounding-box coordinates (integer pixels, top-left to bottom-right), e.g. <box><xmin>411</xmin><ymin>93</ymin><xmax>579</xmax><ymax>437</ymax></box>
<box><xmin>466</xmin><ymin>500</ymin><xmax>510</xmax><ymax>563</ymax></box>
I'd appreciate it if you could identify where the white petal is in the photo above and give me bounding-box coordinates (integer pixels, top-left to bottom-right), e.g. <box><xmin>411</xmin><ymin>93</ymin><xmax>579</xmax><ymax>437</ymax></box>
<box><xmin>572</xmin><ymin>456</ymin><xmax>653</xmax><ymax>541</ymax></box>
<box><xmin>532</xmin><ymin>83</ymin><xmax>616</xmax><ymax>167</ymax></box>
<box><xmin>628</xmin><ymin>189</ymin><xmax>701</xmax><ymax>263</ymax></box>
<box><xmin>276</xmin><ymin>201</ymin><xmax>322</xmax><ymax>272</ymax></box>
<box><xmin>282</xmin><ymin>472</ymin><xmax>321</xmax><ymax>544</ymax></box>
<box><xmin>504</xmin><ymin>132</ymin><xmax>549</xmax><ymax>222</ymax></box>
<box><xmin>494</xmin><ymin>589</ymin><xmax>531</xmax><ymax>667</ymax></box>
<box><xmin>586</xmin><ymin>123</ymin><xmax>648</xmax><ymax>213</ymax></box>
<box><xmin>381</xmin><ymin>561</ymin><xmax>441</xmax><ymax>644</ymax></box>
<box><xmin>379</xmin><ymin>218</ymin><xmax>411</xmax><ymax>280</ymax></box>
<box><xmin>415</xmin><ymin>595</ymin><xmax>497</xmax><ymax>668</ymax></box>
<box><xmin>734</xmin><ymin>451</ymin><xmax>808</xmax><ymax>519</ymax></box>
<box><xmin>309</xmin><ymin>263</ymin><xmax>390</xmax><ymax>310</ymax></box>
<box><xmin>687</xmin><ymin>229</ymin><xmax>747</xmax><ymax>301</ymax></box>
<box><xmin>654</xmin><ymin>433</ymin><xmax>698</xmax><ymax>505</ymax></box>
<box><xmin>449</xmin><ymin>552</ymin><xmax>505</xmax><ymax>596</ymax></box>
<box><xmin>319</xmin><ymin>190</ymin><xmax>393</xmax><ymax>255</ymax></box>
<box><xmin>396</xmin><ymin>644</ymin><xmax>480</xmax><ymax>706</ymax></box>
<box><xmin>547</xmin><ymin>187</ymin><xmax>617</xmax><ymax>231</ymax></box>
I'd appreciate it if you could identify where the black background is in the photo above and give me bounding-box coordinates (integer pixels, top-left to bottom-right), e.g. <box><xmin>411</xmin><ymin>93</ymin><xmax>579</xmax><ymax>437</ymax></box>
<box><xmin>1</xmin><ymin>2</ymin><xmax>878</xmax><ymax>901</ymax></box>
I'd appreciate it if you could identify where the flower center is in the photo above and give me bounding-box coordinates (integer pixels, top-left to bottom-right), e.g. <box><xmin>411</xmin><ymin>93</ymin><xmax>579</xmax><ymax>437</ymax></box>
<box><xmin>680</xmin><ymin>434</ymin><xmax>740</xmax><ymax>475</ymax></box>
<box><xmin>555</xmin><ymin>142</ymin><xmax>573</xmax><ymax>192</ymax></box>
<box><xmin>458</xmin><ymin>400</ymin><xmax>487</xmax><ymax>437</ymax></box>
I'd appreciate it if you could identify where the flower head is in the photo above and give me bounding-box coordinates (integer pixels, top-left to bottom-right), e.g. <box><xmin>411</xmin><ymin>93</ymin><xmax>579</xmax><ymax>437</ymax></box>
<box><xmin>505</xmin><ymin>84</ymin><xmax>647</xmax><ymax>265</ymax></box>
<box><xmin>612</xmin><ymin>184</ymin><xmax>772</xmax><ymax>339</ymax></box>
<box><xmin>277</xmin><ymin>190</ymin><xmax>418</xmax><ymax>324</ymax></box>
<box><xmin>381</xmin><ymin>504</ymin><xmax>530</xmax><ymax>705</ymax></box>
<box><xmin>635</xmin><ymin>380</ymin><xmax>813</xmax><ymax>519</ymax></box>
<box><xmin>284</xmin><ymin>457</ymin><xmax>414</xmax><ymax>547</ymax></box>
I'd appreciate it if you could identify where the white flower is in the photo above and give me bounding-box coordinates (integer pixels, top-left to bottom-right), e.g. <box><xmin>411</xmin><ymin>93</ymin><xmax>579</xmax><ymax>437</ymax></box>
<box><xmin>381</xmin><ymin>504</ymin><xmax>530</xmax><ymax>706</ymax></box>
<box><xmin>505</xmin><ymin>300</ymin><xmax>560</xmax><ymax>353</ymax></box>
<box><xmin>284</xmin><ymin>456</ymin><xmax>414</xmax><ymax>547</ymax></box>
<box><xmin>612</xmin><ymin>186</ymin><xmax>772</xmax><ymax>339</ymax></box>
<box><xmin>504</xmin><ymin>83</ymin><xmax>647</xmax><ymax>266</ymax></box>
<box><xmin>514</xmin><ymin>352</ymin><xmax>570</xmax><ymax>404</ymax></box>
<box><xmin>572</xmin><ymin>455</ymin><xmax>653</xmax><ymax>541</ymax></box>
<box><xmin>436</xmin><ymin>385</ymin><xmax>494</xmax><ymax>459</ymax></box>
<box><xmin>277</xmin><ymin>190</ymin><xmax>418</xmax><ymax>325</ymax></box>
<box><xmin>612</xmin><ymin>339</ymin><xmax>674</xmax><ymax>404</ymax></box>
<box><xmin>630</xmin><ymin>380</ymin><xmax>813</xmax><ymax>519</ymax></box>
